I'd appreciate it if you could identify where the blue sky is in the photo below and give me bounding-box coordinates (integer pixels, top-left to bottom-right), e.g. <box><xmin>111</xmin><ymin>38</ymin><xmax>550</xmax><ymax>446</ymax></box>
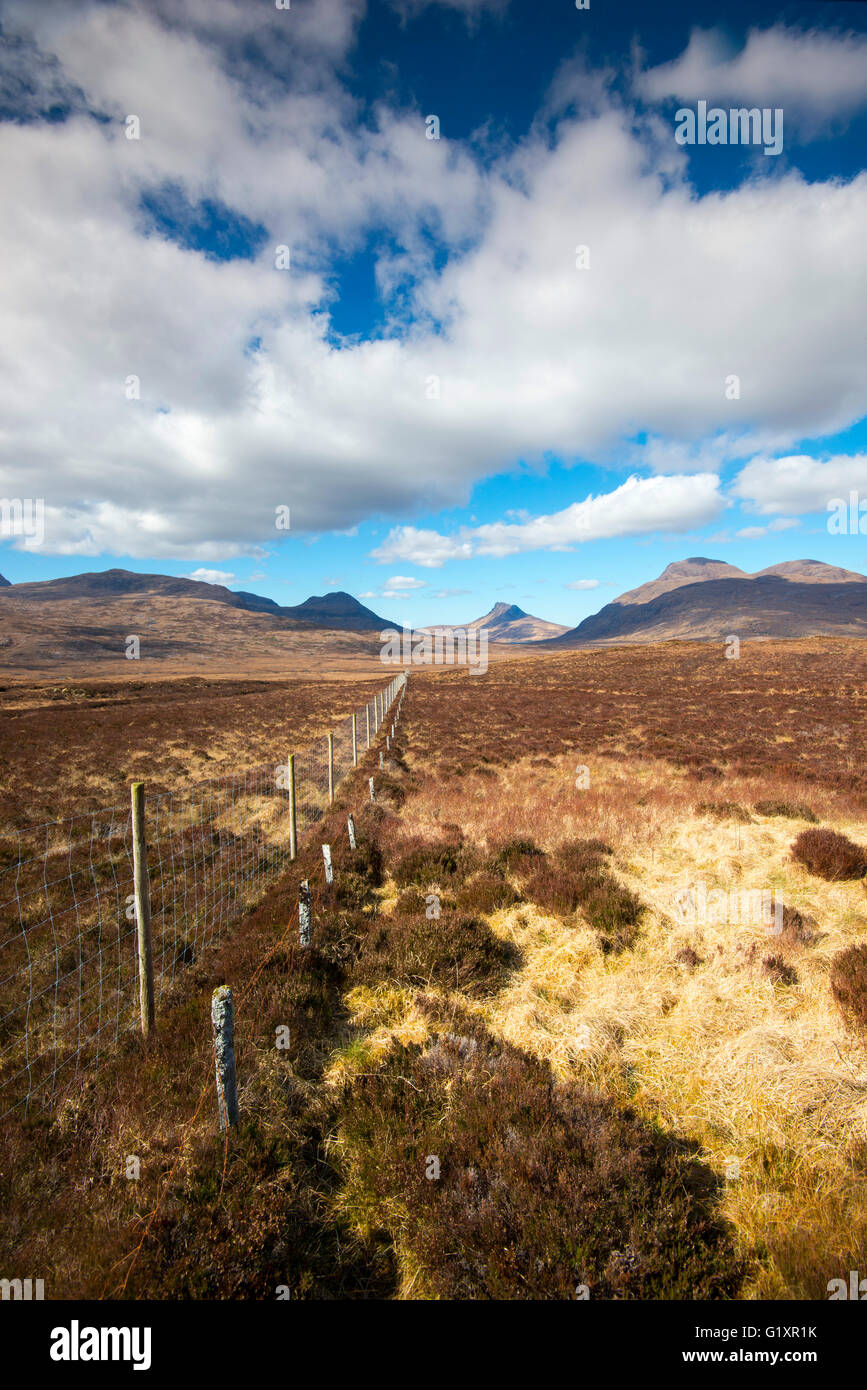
<box><xmin>0</xmin><ymin>0</ymin><xmax>866</xmax><ymax>627</ymax></box>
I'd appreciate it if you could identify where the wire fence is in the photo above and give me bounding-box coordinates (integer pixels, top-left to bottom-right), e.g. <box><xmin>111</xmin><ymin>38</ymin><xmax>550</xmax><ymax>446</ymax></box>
<box><xmin>0</xmin><ymin>672</ymin><xmax>406</xmax><ymax>1119</ymax></box>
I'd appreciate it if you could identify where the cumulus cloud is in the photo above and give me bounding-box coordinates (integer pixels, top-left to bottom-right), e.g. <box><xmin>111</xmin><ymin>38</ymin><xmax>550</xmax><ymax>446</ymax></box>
<box><xmin>731</xmin><ymin>454</ymin><xmax>867</xmax><ymax>515</ymax></box>
<box><xmin>383</xmin><ymin>575</ymin><xmax>427</xmax><ymax>590</ymax></box>
<box><xmin>189</xmin><ymin>567</ymin><xmax>236</xmax><ymax>584</ymax></box>
<box><xmin>1</xmin><ymin>2</ymin><xmax>866</xmax><ymax>559</ymax></box>
<box><xmin>371</xmin><ymin>474</ymin><xmax>725</xmax><ymax>566</ymax></box>
<box><xmin>637</xmin><ymin>25</ymin><xmax>867</xmax><ymax>127</ymax></box>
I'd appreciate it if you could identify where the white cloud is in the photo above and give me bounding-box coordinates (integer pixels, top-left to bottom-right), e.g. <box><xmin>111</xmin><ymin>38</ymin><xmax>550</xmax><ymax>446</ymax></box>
<box><xmin>372</xmin><ymin>474</ymin><xmax>725</xmax><ymax>566</ymax></box>
<box><xmin>734</xmin><ymin>517</ymin><xmax>801</xmax><ymax>538</ymax></box>
<box><xmin>731</xmin><ymin>454</ymin><xmax>867</xmax><ymax>515</ymax></box>
<box><xmin>383</xmin><ymin>575</ymin><xmax>427</xmax><ymax>591</ymax></box>
<box><xmin>1</xmin><ymin>4</ymin><xmax>866</xmax><ymax>558</ymax></box>
<box><xmin>637</xmin><ymin>25</ymin><xmax>867</xmax><ymax>127</ymax></box>
<box><xmin>189</xmin><ymin>567</ymin><xmax>236</xmax><ymax>585</ymax></box>
<box><xmin>565</xmin><ymin>579</ymin><xmax>600</xmax><ymax>590</ymax></box>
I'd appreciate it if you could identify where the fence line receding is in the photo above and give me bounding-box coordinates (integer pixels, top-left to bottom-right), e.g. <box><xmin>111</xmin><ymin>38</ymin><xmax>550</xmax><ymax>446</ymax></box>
<box><xmin>0</xmin><ymin>673</ymin><xmax>406</xmax><ymax>1119</ymax></box>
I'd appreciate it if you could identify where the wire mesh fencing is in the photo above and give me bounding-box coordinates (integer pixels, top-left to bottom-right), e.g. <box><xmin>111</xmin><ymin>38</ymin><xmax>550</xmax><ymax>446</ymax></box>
<box><xmin>0</xmin><ymin>672</ymin><xmax>406</xmax><ymax>1119</ymax></box>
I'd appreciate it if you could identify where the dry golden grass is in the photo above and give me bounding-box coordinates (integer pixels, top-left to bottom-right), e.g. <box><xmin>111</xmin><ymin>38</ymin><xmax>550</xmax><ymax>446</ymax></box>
<box><xmin>377</xmin><ymin>748</ymin><xmax>867</xmax><ymax>1298</ymax></box>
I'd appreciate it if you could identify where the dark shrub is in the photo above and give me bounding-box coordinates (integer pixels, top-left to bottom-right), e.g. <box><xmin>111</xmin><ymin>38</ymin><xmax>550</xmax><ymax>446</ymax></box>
<box><xmin>583</xmin><ymin>880</ymin><xmax>644</xmax><ymax>953</ymax></box>
<box><xmin>523</xmin><ymin>864</ymin><xmax>588</xmax><ymax>916</ymax></box>
<box><xmin>762</xmin><ymin>954</ymin><xmax>798</xmax><ymax>986</ymax></box>
<box><xmin>791</xmin><ymin>828</ymin><xmax>867</xmax><ymax>881</ymax></box>
<box><xmin>455</xmin><ymin>871</ymin><xmax>520</xmax><ymax>915</ymax></box>
<box><xmin>697</xmin><ymin>801</ymin><xmax>753</xmax><ymax>823</ymax></box>
<box><xmin>554</xmin><ymin>838</ymin><xmax>614</xmax><ymax>873</ymax></box>
<box><xmin>830</xmin><ymin>945</ymin><xmax>867</xmax><ymax>1035</ymax></box>
<box><xmin>754</xmin><ymin>800</ymin><xmax>818</xmax><ymax>823</ymax></box>
<box><xmin>371</xmin><ymin>773</ymin><xmax>406</xmax><ymax>808</ymax></box>
<box><xmin>394</xmin><ymin>886</ymin><xmax>427</xmax><ymax>915</ymax></box>
<box><xmin>351</xmin><ymin>837</ymin><xmax>384</xmax><ymax>886</ymax></box>
<box><xmin>392</xmin><ymin>839</ymin><xmax>467</xmax><ymax>887</ymax></box>
<box><xmin>333</xmin><ymin>870</ymin><xmax>374</xmax><ymax>912</ymax></box>
<box><xmin>777</xmin><ymin>905</ymin><xmax>817</xmax><ymax>948</ymax></box>
<box><xmin>351</xmin><ymin>913</ymin><xmax>517</xmax><ymax>997</ymax></box>
<box><xmin>340</xmin><ymin>1001</ymin><xmax>746</xmax><ymax>1300</ymax></box>
<box><xmin>523</xmin><ymin>841</ymin><xmax>644</xmax><ymax>952</ymax></box>
<box><xmin>674</xmin><ymin>947</ymin><xmax>702</xmax><ymax>969</ymax></box>
<box><xmin>492</xmin><ymin>837</ymin><xmax>544</xmax><ymax>870</ymax></box>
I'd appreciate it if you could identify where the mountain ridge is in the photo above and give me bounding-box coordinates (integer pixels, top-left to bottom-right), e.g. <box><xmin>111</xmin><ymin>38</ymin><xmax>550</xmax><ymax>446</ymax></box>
<box><xmin>0</xmin><ymin>570</ymin><xmax>398</xmax><ymax>632</ymax></box>
<box><xmin>551</xmin><ymin>558</ymin><xmax>867</xmax><ymax>646</ymax></box>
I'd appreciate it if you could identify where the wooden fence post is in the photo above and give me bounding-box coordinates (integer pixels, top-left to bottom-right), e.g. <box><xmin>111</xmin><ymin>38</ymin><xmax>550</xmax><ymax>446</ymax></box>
<box><xmin>351</xmin><ymin>713</ymin><xmax>358</xmax><ymax>766</ymax></box>
<box><xmin>322</xmin><ymin>844</ymin><xmax>333</xmax><ymax>885</ymax></box>
<box><xmin>288</xmin><ymin>752</ymin><xmax>297</xmax><ymax>861</ymax></box>
<box><xmin>327</xmin><ymin>732</ymin><xmax>334</xmax><ymax>804</ymax></box>
<box><xmin>347</xmin><ymin>814</ymin><xmax>357</xmax><ymax>851</ymax></box>
<box><xmin>366</xmin><ymin>704</ymin><xmax>371</xmax><ymax>749</ymax></box>
<box><xmin>211</xmin><ymin>985</ymin><xmax>239</xmax><ymax>1130</ymax></box>
<box><xmin>130</xmin><ymin>782</ymin><xmax>155</xmax><ymax>1036</ymax></box>
<box><xmin>299</xmin><ymin>880</ymin><xmax>311</xmax><ymax>947</ymax></box>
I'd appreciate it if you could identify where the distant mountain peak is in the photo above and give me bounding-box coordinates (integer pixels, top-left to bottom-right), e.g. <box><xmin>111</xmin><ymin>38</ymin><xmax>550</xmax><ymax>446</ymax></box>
<box><xmin>551</xmin><ymin>555</ymin><xmax>867</xmax><ymax>646</ymax></box>
<box><xmin>482</xmin><ymin>601</ymin><xmax>528</xmax><ymax>622</ymax></box>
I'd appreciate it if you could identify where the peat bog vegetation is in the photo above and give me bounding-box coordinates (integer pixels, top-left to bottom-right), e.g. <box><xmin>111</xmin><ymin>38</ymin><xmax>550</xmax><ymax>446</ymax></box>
<box><xmin>1</xmin><ymin>638</ymin><xmax>866</xmax><ymax>1300</ymax></box>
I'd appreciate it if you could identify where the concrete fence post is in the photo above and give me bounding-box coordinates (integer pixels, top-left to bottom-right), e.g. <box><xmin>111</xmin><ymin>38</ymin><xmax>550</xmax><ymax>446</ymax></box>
<box><xmin>379</xmin><ymin>750</ymin><xmax>384</xmax><ymax>769</ymax></box>
<box><xmin>211</xmin><ymin>985</ymin><xmax>239</xmax><ymax>1131</ymax></box>
<box><xmin>299</xmin><ymin>880</ymin><xmax>311</xmax><ymax>947</ymax></box>
<box><xmin>347</xmin><ymin>814</ymin><xmax>357</xmax><ymax>851</ymax></box>
<box><xmin>351</xmin><ymin>712</ymin><xmax>358</xmax><ymax>766</ymax></box>
<box><xmin>369</xmin><ymin>777</ymin><xmax>375</xmax><ymax>802</ymax></box>
<box><xmin>327</xmin><ymin>732</ymin><xmax>334</xmax><ymax>804</ymax></box>
<box><xmin>288</xmin><ymin>752</ymin><xmax>297</xmax><ymax>861</ymax></box>
<box><xmin>130</xmin><ymin>782</ymin><xmax>155</xmax><ymax>1037</ymax></box>
<box><xmin>366</xmin><ymin>704</ymin><xmax>371</xmax><ymax>749</ymax></box>
<box><xmin>322</xmin><ymin>843</ymin><xmax>333</xmax><ymax>884</ymax></box>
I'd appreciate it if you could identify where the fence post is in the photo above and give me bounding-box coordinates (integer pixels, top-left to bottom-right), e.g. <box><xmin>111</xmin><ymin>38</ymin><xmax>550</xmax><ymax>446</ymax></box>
<box><xmin>369</xmin><ymin>777</ymin><xmax>375</xmax><ymax>802</ymax></box>
<box><xmin>379</xmin><ymin>750</ymin><xmax>384</xmax><ymax>769</ymax></box>
<box><xmin>211</xmin><ymin>985</ymin><xmax>239</xmax><ymax>1131</ymax></box>
<box><xmin>299</xmin><ymin>880</ymin><xmax>311</xmax><ymax>947</ymax></box>
<box><xmin>288</xmin><ymin>752</ymin><xmax>297</xmax><ymax>861</ymax></box>
<box><xmin>366</xmin><ymin>704</ymin><xmax>371</xmax><ymax>749</ymax></box>
<box><xmin>327</xmin><ymin>732</ymin><xmax>334</xmax><ymax>804</ymax></box>
<box><xmin>130</xmin><ymin>782</ymin><xmax>155</xmax><ymax>1037</ymax></box>
<box><xmin>322</xmin><ymin>844</ymin><xmax>333</xmax><ymax>885</ymax></box>
<box><xmin>351</xmin><ymin>713</ymin><xmax>358</xmax><ymax>766</ymax></box>
<box><xmin>347</xmin><ymin>814</ymin><xmax>357</xmax><ymax>851</ymax></box>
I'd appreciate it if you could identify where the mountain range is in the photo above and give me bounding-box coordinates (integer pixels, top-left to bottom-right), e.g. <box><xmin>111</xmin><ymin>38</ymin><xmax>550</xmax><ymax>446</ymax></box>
<box><xmin>550</xmin><ymin>557</ymin><xmax>867</xmax><ymax>645</ymax></box>
<box><xmin>0</xmin><ymin>568</ymin><xmax>400</xmax><ymax>631</ymax></box>
<box><xmin>0</xmin><ymin>557</ymin><xmax>864</xmax><ymax>674</ymax></box>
